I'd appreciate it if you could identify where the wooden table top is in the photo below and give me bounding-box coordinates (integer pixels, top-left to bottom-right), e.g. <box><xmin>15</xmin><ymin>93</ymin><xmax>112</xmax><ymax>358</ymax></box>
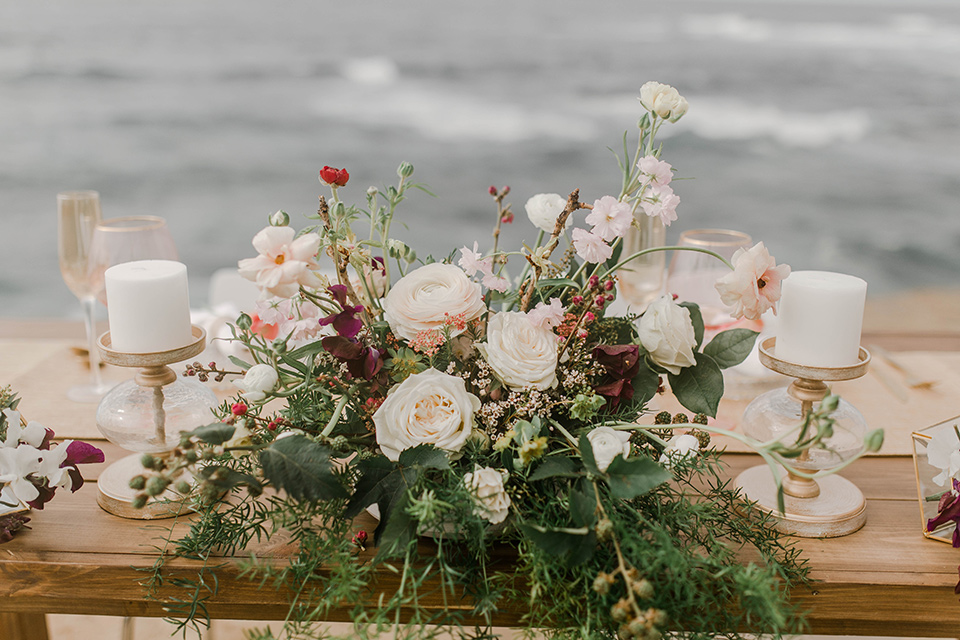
<box><xmin>2</xmin><ymin>321</ymin><xmax>960</xmax><ymax>638</ymax></box>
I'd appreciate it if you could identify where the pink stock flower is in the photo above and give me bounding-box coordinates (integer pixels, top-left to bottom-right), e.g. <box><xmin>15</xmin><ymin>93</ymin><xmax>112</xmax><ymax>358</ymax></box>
<box><xmin>637</xmin><ymin>156</ymin><xmax>673</xmax><ymax>189</ymax></box>
<box><xmin>482</xmin><ymin>274</ymin><xmax>510</xmax><ymax>293</ymax></box>
<box><xmin>585</xmin><ymin>196</ymin><xmax>633</xmax><ymax>242</ymax></box>
<box><xmin>238</xmin><ymin>226</ymin><xmax>323</xmax><ymax>298</ymax></box>
<box><xmin>640</xmin><ymin>185</ymin><xmax>680</xmax><ymax>226</ymax></box>
<box><xmin>527</xmin><ymin>298</ymin><xmax>565</xmax><ymax>330</ymax></box>
<box><xmin>714</xmin><ymin>242</ymin><xmax>791</xmax><ymax>321</ymax></box>
<box><xmin>572</xmin><ymin>228</ymin><xmax>613</xmax><ymax>264</ymax></box>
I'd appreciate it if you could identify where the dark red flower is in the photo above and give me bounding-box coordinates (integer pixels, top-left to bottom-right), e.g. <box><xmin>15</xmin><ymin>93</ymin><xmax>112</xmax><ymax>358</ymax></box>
<box><xmin>321</xmin><ymin>336</ymin><xmax>383</xmax><ymax>382</ymax></box>
<box><xmin>319</xmin><ymin>284</ymin><xmax>365</xmax><ymax>339</ymax></box>
<box><xmin>319</xmin><ymin>166</ymin><xmax>350</xmax><ymax>187</ymax></box>
<box><xmin>592</xmin><ymin>345</ymin><xmax>641</xmax><ymax>411</ymax></box>
<box><xmin>928</xmin><ymin>480</ymin><xmax>960</xmax><ymax>547</ymax></box>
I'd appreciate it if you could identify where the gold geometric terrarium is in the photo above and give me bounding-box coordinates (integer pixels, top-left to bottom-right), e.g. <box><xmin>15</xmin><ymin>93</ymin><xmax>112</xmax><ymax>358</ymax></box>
<box><xmin>911</xmin><ymin>415</ymin><xmax>960</xmax><ymax>544</ymax></box>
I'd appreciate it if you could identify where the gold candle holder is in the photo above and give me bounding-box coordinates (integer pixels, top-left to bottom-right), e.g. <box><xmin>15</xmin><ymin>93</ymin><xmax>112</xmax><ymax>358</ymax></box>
<box><xmin>96</xmin><ymin>325</ymin><xmax>216</xmax><ymax>519</ymax></box>
<box><xmin>734</xmin><ymin>337</ymin><xmax>872</xmax><ymax>538</ymax></box>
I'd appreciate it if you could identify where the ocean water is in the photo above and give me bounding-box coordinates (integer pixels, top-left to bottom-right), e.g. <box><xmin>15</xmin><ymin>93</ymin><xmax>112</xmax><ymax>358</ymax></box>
<box><xmin>2</xmin><ymin>0</ymin><xmax>959</xmax><ymax>318</ymax></box>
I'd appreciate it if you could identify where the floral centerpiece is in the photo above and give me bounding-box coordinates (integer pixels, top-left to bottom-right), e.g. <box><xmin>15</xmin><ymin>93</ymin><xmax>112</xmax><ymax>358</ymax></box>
<box><xmin>0</xmin><ymin>386</ymin><xmax>104</xmax><ymax>542</ymax></box>
<box><xmin>134</xmin><ymin>83</ymin><xmax>868</xmax><ymax>639</ymax></box>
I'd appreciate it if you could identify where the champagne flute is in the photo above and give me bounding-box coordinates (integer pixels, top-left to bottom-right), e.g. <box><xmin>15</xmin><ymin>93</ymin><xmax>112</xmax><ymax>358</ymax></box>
<box><xmin>58</xmin><ymin>191</ymin><xmax>114</xmax><ymax>402</ymax></box>
<box><xmin>666</xmin><ymin>229</ymin><xmax>753</xmax><ymax>333</ymax></box>
<box><xmin>88</xmin><ymin>216</ymin><xmax>179</xmax><ymax>304</ymax></box>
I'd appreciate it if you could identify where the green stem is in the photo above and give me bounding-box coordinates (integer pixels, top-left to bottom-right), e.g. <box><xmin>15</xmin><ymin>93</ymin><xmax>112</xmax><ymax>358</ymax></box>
<box><xmin>320</xmin><ymin>393</ymin><xmax>351</xmax><ymax>438</ymax></box>
<box><xmin>600</xmin><ymin>245</ymin><xmax>734</xmax><ymax>281</ymax></box>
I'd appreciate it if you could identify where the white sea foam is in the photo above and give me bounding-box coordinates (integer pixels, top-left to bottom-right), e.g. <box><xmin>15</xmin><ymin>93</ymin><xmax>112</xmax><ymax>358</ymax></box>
<box><xmin>341</xmin><ymin>57</ymin><xmax>400</xmax><ymax>86</ymax></box>
<box><xmin>676</xmin><ymin>98</ymin><xmax>870</xmax><ymax>148</ymax></box>
<box><xmin>313</xmin><ymin>82</ymin><xmax>597</xmax><ymax>143</ymax></box>
<box><xmin>682</xmin><ymin>12</ymin><xmax>960</xmax><ymax>54</ymax></box>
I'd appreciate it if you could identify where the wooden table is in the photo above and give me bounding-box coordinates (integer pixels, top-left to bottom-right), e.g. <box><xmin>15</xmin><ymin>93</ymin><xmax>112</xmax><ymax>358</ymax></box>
<box><xmin>2</xmin><ymin>325</ymin><xmax>960</xmax><ymax>639</ymax></box>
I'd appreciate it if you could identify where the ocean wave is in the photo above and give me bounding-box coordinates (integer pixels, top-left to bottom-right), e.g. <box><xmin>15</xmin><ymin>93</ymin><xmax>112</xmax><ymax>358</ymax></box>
<box><xmin>681</xmin><ymin>12</ymin><xmax>960</xmax><ymax>54</ymax></box>
<box><xmin>675</xmin><ymin>97</ymin><xmax>870</xmax><ymax>148</ymax></box>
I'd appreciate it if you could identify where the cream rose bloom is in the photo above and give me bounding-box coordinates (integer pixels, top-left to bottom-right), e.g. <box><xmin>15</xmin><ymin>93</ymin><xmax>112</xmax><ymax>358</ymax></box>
<box><xmin>373</xmin><ymin>368</ymin><xmax>481</xmax><ymax>462</ymax></box>
<box><xmin>463</xmin><ymin>465</ymin><xmax>511</xmax><ymax>525</ymax></box>
<box><xmin>637</xmin><ymin>295</ymin><xmax>697</xmax><ymax>375</ymax></box>
<box><xmin>476</xmin><ymin>311</ymin><xmax>559</xmax><ymax>390</ymax></box>
<box><xmin>659</xmin><ymin>434</ymin><xmax>701</xmax><ymax>468</ymax></box>
<box><xmin>381</xmin><ymin>263</ymin><xmax>486</xmax><ymax>342</ymax></box>
<box><xmin>233</xmin><ymin>364</ymin><xmax>279</xmax><ymax>402</ymax></box>
<box><xmin>524</xmin><ymin>193</ymin><xmax>568</xmax><ymax>234</ymax></box>
<box><xmin>639</xmin><ymin>81</ymin><xmax>689</xmax><ymax>122</ymax></box>
<box><xmin>586</xmin><ymin>426</ymin><xmax>632</xmax><ymax>473</ymax></box>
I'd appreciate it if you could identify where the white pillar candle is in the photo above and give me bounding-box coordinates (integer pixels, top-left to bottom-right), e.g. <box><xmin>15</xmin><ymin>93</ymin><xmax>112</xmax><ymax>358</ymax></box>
<box><xmin>775</xmin><ymin>270</ymin><xmax>867</xmax><ymax>368</ymax></box>
<box><xmin>105</xmin><ymin>260</ymin><xmax>193</xmax><ymax>353</ymax></box>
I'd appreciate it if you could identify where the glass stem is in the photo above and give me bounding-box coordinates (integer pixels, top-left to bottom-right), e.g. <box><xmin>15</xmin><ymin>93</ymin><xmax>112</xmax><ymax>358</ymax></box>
<box><xmin>81</xmin><ymin>295</ymin><xmax>104</xmax><ymax>389</ymax></box>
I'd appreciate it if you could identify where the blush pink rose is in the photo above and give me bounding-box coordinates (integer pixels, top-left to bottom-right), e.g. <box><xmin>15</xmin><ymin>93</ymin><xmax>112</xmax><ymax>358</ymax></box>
<box><xmin>714</xmin><ymin>242</ymin><xmax>791</xmax><ymax>321</ymax></box>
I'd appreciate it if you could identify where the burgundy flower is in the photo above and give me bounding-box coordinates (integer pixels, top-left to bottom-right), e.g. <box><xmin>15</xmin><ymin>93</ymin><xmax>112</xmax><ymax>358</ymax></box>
<box><xmin>928</xmin><ymin>481</ymin><xmax>960</xmax><ymax>547</ymax></box>
<box><xmin>319</xmin><ymin>166</ymin><xmax>350</xmax><ymax>187</ymax></box>
<box><xmin>319</xmin><ymin>284</ymin><xmax>364</xmax><ymax>339</ymax></box>
<box><xmin>321</xmin><ymin>336</ymin><xmax>383</xmax><ymax>382</ymax></box>
<box><xmin>592</xmin><ymin>345</ymin><xmax>641</xmax><ymax>411</ymax></box>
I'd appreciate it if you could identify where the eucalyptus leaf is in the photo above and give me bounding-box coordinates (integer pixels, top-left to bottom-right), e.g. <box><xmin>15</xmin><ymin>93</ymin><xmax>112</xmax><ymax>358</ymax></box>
<box><xmin>259</xmin><ymin>435</ymin><xmax>347</xmax><ymax>502</ymax></box>
<box><xmin>703</xmin><ymin>329</ymin><xmax>759</xmax><ymax>369</ymax></box>
<box><xmin>188</xmin><ymin>422</ymin><xmax>236</xmax><ymax>445</ymax></box>
<box><xmin>605</xmin><ymin>456</ymin><xmax>671</xmax><ymax>500</ymax></box>
<box><xmin>679</xmin><ymin>301</ymin><xmax>705</xmax><ymax>349</ymax></box>
<box><xmin>529</xmin><ymin>456</ymin><xmax>581</xmax><ymax>481</ymax></box>
<box><xmin>668</xmin><ymin>352</ymin><xmax>724</xmax><ymax>417</ymax></box>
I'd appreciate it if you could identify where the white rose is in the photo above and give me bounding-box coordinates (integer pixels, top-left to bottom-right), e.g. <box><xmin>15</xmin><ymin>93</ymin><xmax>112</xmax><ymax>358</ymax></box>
<box><xmin>381</xmin><ymin>263</ymin><xmax>486</xmax><ymax>342</ymax></box>
<box><xmin>659</xmin><ymin>434</ymin><xmax>701</xmax><ymax>468</ymax></box>
<box><xmin>524</xmin><ymin>193</ymin><xmax>568</xmax><ymax>234</ymax></box>
<box><xmin>463</xmin><ymin>465</ymin><xmax>511</xmax><ymax>524</ymax></box>
<box><xmin>374</xmin><ymin>368</ymin><xmax>481</xmax><ymax>461</ymax></box>
<box><xmin>586</xmin><ymin>426</ymin><xmax>632</xmax><ymax>473</ymax></box>
<box><xmin>476</xmin><ymin>312</ymin><xmax>558</xmax><ymax>390</ymax></box>
<box><xmin>233</xmin><ymin>364</ymin><xmax>279</xmax><ymax>402</ymax></box>
<box><xmin>639</xmin><ymin>81</ymin><xmax>688</xmax><ymax>122</ymax></box>
<box><xmin>637</xmin><ymin>295</ymin><xmax>697</xmax><ymax>375</ymax></box>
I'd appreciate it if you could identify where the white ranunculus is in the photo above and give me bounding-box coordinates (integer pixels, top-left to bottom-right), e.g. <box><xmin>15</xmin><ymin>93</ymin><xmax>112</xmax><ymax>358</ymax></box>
<box><xmin>586</xmin><ymin>426</ymin><xmax>631</xmax><ymax>473</ymax></box>
<box><xmin>381</xmin><ymin>263</ymin><xmax>486</xmax><ymax>342</ymax></box>
<box><xmin>233</xmin><ymin>364</ymin><xmax>279</xmax><ymax>402</ymax></box>
<box><xmin>463</xmin><ymin>465</ymin><xmax>511</xmax><ymax>524</ymax></box>
<box><xmin>659</xmin><ymin>434</ymin><xmax>701</xmax><ymax>468</ymax></box>
<box><xmin>524</xmin><ymin>193</ymin><xmax>568</xmax><ymax>234</ymax></box>
<box><xmin>639</xmin><ymin>81</ymin><xmax>688</xmax><ymax>122</ymax></box>
<box><xmin>373</xmin><ymin>368</ymin><xmax>481</xmax><ymax>462</ymax></box>
<box><xmin>476</xmin><ymin>312</ymin><xmax>559</xmax><ymax>390</ymax></box>
<box><xmin>637</xmin><ymin>295</ymin><xmax>697</xmax><ymax>375</ymax></box>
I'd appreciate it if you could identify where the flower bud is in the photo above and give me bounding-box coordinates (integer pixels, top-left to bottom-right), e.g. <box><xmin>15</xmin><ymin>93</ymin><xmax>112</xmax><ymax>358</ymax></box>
<box><xmin>366</xmin><ymin>186</ymin><xmax>379</xmax><ymax>197</ymax></box>
<box><xmin>145</xmin><ymin>476</ymin><xmax>170</xmax><ymax>497</ymax></box>
<box><xmin>331</xmin><ymin>201</ymin><xmax>346</xmax><ymax>218</ymax></box>
<box><xmin>268</xmin><ymin>210</ymin><xmax>290</xmax><ymax>227</ymax></box>
<box><xmin>236</xmin><ymin>313</ymin><xmax>253</xmax><ymax>331</ymax></box>
<box><xmin>128</xmin><ymin>475</ymin><xmax>147</xmax><ymax>491</ymax></box>
<box><xmin>140</xmin><ymin>453</ymin><xmax>156</xmax><ymax>470</ymax></box>
<box><xmin>488</xmin><ymin>185</ymin><xmax>498</xmax><ymax>196</ymax></box>
<box><xmin>632</xmin><ymin>578</ymin><xmax>654</xmax><ymax>599</ymax></box>
<box><xmin>864</xmin><ymin>429</ymin><xmax>885</xmax><ymax>453</ymax></box>
<box><xmin>175</xmin><ymin>480</ymin><xmax>192</xmax><ymax>495</ymax></box>
<box><xmin>132</xmin><ymin>495</ymin><xmax>148</xmax><ymax>510</ymax></box>
<box><xmin>397</xmin><ymin>161</ymin><xmax>415</xmax><ymax>178</ymax></box>
<box><xmin>820</xmin><ymin>395</ymin><xmax>840</xmax><ymax>414</ymax></box>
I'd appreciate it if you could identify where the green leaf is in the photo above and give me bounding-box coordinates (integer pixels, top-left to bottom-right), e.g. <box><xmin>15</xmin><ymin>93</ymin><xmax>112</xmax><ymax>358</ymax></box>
<box><xmin>259</xmin><ymin>435</ymin><xmax>347</xmax><ymax>502</ymax></box>
<box><xmin>632</xmin><ymin>365</ymin><xmax>662</xmax><ymax>406</ymax></box>
<box><xmin>228</xmin><ymin>355</ymin><xmax>252</xmax><ymax>370</ymax></box>
<box><xmin>605</xmin><ymin>456</ymin><xmax>671</xmax><ymax>500</ymax></box>
<box><xmin>679</xmin><ymin>302</ymin><xmax>705</xmax><ymax>349</ymax></box>
<box><xmin>569</xmin><ymin>481</ymin><xmax>597</xmax><ymax>527</ymax></box>
<box><xmin>345</xmin><ymin>456</ymin><xmax>420</xmax><ymax>546</ymax></box>
<box><xmin>703</xmin><ymin>329</ymin><xmax>759</xmax><ymax>369</ymax></box>
<box><xmin>668</xmin><ymin>353</ymin><xmax>724</xmax><ymax>417</ymax></box>
<box><xmin>398</xmin><ymin>444</ymin><xmax>451</xmax><ymax>471</ymax></box>
<box><xmin>536</xmin><ymin>278</ymin><xmax>580</xmax><ymax>290</ymax></box>
<box><xmin>529</xmin><ymin>456</ymin><xmax>581</xmax><ymax>481</ymax></box>
<box><xmin>197</xmin><ymin>464</ymin><xmax>263</xmax><ymax>496</ymax></box>
<box><xmin>187</xmin><ymin>423</ymin><xmax>236</xmax><ymax>445</ymax></box>
<box><xmin>284</xmin><ymin>339</ymin><xmax>328</xmax><ymax>363</ymax></box>
<box><xmin>578</xmin><ymin>435</ymin><xmax>601</xmax><ymax>476</ymax></box>
<box><xmin>373</xmin><ymin>491</ymin><xmax>416</xmax><ymax>562</ymax></box>
<box><xmin>279</xmin><ymin>353</ymin><xmax>310</xmax><ymax>376</ymax></box>
<box><xmin>518</xmin><ymin>523</ymin><xmax>592</xmax><ymax>557</ymax></box>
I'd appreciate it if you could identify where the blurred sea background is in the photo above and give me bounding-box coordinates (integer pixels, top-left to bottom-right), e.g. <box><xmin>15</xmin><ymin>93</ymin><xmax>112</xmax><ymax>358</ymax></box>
<box><xmin>2</xmin><ymin>0</ymin><xmax>959</xmax><ymax>318</ymax></box>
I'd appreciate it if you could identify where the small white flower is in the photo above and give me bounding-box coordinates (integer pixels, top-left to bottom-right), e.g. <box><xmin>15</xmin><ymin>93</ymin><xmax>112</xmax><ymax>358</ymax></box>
<box><xmin>1</xmin><ymin>409</ymin><xmax>48</xmax><ymax>448</ymax></box>
<box><xmin>640</xmin><ymin>184</ymin><xmax>680</xmax><ymax>227</ymax></box>
<box><xmin>585</xmin><ymin>196</ymin><xmax>633</xmax><ymax>242</ymax></box>
<box><xmin>37</xmin><ymin>442</ymin><xmax>72</xmax><ymax>491</ymax></box>
<box><xmin>639</xmin><ymin>81</ymin><xmax>688</xmax><ymax>122</ymax></box>
<box><xmin>572</xmin><ymin>228</ymin><xmax>613</xmax><ymax>264</ymax></box>
<box><xmin>525</xmin><ymin>193</ymin><xmax>568</xmax><ymax>234</ymax></box>
<box><xmin>0</xmin><ymin>445</ymin><xmax>42</xmax><ymax>504</ymax></box>
<box><xmin>234</xmin><ymin>364</ymin><xmax>279</xmax><ymax>402</ymax></box>
<box><xmin>637</xmin><ymin>295</ymin><xmax>697</xmax><ymax>375</ymax></box>
<box><xmin>637</xmin><ymin>156</ymin><xmax>673</xmax><ymax>189</ymax></box>
<box><xmin>586</xmin><ymin>426</ymin><xmax>631</xmax><ymax>473</ymax></box>
<box><xmin>463</xmin><ymin>465</ymin><xmax>511</xmax><ymax>525</ymax></box>
<box><xmin>237</xmin><ymin>226</ymin><xmax>323</xmax><ymax>299</ymax></box>
<box><xmin>927</xmin><ymin>427</ymin><xmax>960</xmax><ymax>487</ymax></box>
<box><xmin>527</xmin><ymin>298</ymin><xmax>565</xmax><ymax>330</ymax></box>
<box><xmin>659</xmin><ymin>434</ymin><xmax>701</xmax><ymax>468</ymax></box>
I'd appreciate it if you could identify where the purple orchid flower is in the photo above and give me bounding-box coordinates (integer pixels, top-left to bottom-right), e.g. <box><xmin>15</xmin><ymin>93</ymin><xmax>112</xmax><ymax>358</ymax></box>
<box><xmin>318</xmin><ymin>284</ymin><xmax>364</xmax><ymax>339</ymax></box>
<box><xmin>927</xmin><ymin>479</ymin><xmax>960</xmax><ymax>547</ymax></box>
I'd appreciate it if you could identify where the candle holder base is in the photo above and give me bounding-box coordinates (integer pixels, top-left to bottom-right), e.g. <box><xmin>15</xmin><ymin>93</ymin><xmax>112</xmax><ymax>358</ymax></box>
<box><xmin>734</xmin><ymin>465</ymin><xmax>866</xmax><ymax>538</ymax></box>
<box><xmin>97</xmin><ymin>453</ymin><xmax>194</xmax><ymax>520</ymax></box>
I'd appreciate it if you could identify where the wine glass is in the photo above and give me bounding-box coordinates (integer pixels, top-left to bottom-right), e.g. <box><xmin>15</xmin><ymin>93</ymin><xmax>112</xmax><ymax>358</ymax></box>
<box><xmin>58</xmin><ymin>191</ymin><xmax>114</xmax><ymax>402</ymax></box>
<box><xmin>666</xmin><ymin>229</ymin><xmax>753</xmax><ymax>333</ymax></box>
<box><xmin>88</xmin><ymin>216</ymin><xmax>179</xmax><ymax>305</ymax></box>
